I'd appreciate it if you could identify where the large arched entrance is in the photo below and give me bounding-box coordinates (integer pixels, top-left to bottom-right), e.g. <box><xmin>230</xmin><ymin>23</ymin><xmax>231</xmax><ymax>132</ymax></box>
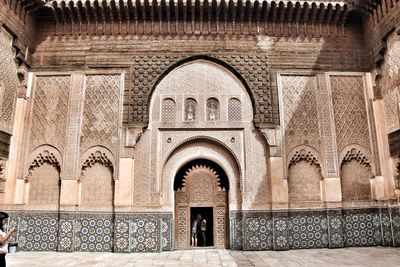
<box><xmin>174</xmin><ymin>159</ymin><xmax>229</xmax><ymax>249</ymax></box>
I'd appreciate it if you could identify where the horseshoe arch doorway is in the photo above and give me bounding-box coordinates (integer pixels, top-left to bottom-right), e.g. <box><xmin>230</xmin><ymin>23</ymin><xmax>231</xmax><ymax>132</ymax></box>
<box><xmin>174</xmin><ymin>159</ymin><xmax>229</xmax><ymax>249</ymax></box>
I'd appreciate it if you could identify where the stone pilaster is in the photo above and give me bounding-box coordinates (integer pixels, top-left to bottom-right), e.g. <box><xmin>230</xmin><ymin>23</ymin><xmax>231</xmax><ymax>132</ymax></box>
<box><xmin>261</xmin><ymin>127</ymin><xmax>288</xmax><ymax>209</ymax></box>
<box><xmin>316</xmin><ymin>73</ymin><xmax>342</xmax><ymax>203</ymax></box>
<box><xmin>60</xmin><ymin>73</ymin><xmax>85</xmax><ymax>206</ymax></box>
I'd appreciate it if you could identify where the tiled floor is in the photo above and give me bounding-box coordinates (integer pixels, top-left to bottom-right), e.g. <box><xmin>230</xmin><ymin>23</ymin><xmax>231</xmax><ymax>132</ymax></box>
<box><xmin>6</xmin><ymin>247</ymin><xmax>400</xmax><ymax>267</ymax></box>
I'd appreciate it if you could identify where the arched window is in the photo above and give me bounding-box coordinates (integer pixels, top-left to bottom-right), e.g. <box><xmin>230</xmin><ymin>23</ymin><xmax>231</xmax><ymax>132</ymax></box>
<box><xmin>206</xmin><ymin>98</ymin><xmax>220</xmax><ymax>121</ymax></box>
<box><xmin>184</xmin><ymin>98</ymin><xmax>197</xmax><ymax>121</ymax></box>
<box><xmin>161</xmin><ymin>98</ymin><xmax>176</xmax><ymax>122</ymax></box>
<box><xmin>228</xmin><ymin>98</ymin><xmax>241</xmax><ymax>121</ymax></box>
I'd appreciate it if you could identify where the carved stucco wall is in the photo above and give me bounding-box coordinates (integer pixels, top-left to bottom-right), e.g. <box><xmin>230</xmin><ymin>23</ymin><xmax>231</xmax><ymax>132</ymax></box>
<box><xmin>0</xmin><ymin>29</ymin><xmax>19</xmax><ymax>134</ymax></box>
<box><xmin>381</xmin><ymin>32</ymin><xmax>400</xmax><ymax>133</ymax></box>
<box><xmin>288</xmin><ymin>161</ymin><xmax>322</xmax><ymax>204</ymax></box>
<box><xmin>280</xmin><ymin>75</ymin><xmax>322</xmax><ymax>204</ymax></box>
<box><xmin>128</xmin><ymin>54</ymin><xmax>273</xmax><ymax>125</ymax></box>
<box><xmin>29</xmin><ymin>75</ymin><xmax>70</xmax><ymax>153</ymax></box>
<box><xmin>143</xmin><ymin>60</ymin><xmax>268</xmax><ymax>210</ymax></box>
<box><xmin>81</xmin><ymin>75</ymin><xmax>121</xmax><ymax>156</ymax></box>
<box><xmin>331</xmin><ymin>75</ymin><xmax>373</xmax><ymax>202</ymax></box>
<box><xmin>331</xmin><ymin>75</ymin><xmax>371</xmax><ymax>155</ymax></box>
<box><xmin>281</xmin><ymin>75</ymin><xmax>321</xmax><ymax>155</ymax></box>
<box><xmin>28</xmin><ymin>163</ymin><xmax>60</xmax><ymax>210</ymax></box>
<box><xmin>80</xmin><ymin>163</ymin><xmax>114</xmax><ymax>211</ymax></box>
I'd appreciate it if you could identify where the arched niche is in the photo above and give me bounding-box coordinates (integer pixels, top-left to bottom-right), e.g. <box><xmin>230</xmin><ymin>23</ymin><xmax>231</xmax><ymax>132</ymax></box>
<box><xmin>287</xmin><ymin>146</ymin><xmax>323</xmax><ymax>205</ymax></box>
<box><xmin>25</xmin><ymin>145</ymin><xmax>62</xmax><ymax>208</ymax></box>
<box><xmin>79</xmin><ymin>146</ymin><xmax>116</xmax><ymax>210</ymax></box>
<box><xmin>339</xmin><ymin>145</ymin><xmax>373</xmax><ymax>201</ymax></box>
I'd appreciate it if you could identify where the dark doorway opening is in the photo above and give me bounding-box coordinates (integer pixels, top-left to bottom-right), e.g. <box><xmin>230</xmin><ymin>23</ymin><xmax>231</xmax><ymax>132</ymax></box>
<box><xmin>190</xmin><ymin>207</ymin><xmax>214</xmax><ymax>247</ymax></box>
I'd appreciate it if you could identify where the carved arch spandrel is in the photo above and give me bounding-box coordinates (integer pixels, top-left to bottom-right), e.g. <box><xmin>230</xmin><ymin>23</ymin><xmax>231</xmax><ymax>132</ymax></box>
<box><xmin>80</xmin><ymin>146</ymin><xmax>117</xmax><ymax>180</ymax></box>
<box><xmin>25</xmin><ymin>145</ymin><xmax>62</xmax><ymax>182</ymax></box>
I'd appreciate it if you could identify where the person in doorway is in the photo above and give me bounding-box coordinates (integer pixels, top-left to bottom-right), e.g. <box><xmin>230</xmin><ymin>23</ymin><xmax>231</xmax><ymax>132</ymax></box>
<box><xmin>191</xmin><ymin>216</ymin><xmax>199</xmax><ymax>247</ymax></box>
<box><xmin>0</xmin><ymin>212</ymin><xmax>17</xmax><ymax>267</ymax></box>
<box><xmin>200</xmin><ymin>218</ymin><xmax>207</xmax><ymax>246</ymax></box>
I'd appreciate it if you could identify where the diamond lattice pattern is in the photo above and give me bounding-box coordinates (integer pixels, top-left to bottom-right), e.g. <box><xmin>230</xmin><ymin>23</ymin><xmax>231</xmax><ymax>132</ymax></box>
<box><xmin>81</xmin><ymin>75</ymin><xmax>120</xmax><ymax>153</ymax></box>
<box><xmin>281</xmin><ymin>75</ymin><xmax>320</xmax><ymax>153</ymax></box>
<box><xmin>30</xmin><ymin>76</ymin><xmax>70</xmax><ymax>152</ymax></box>
<box><xmin>331</xmin><ymin>76</ymin><xmax>370</xmax><ymax>153</ymax></box>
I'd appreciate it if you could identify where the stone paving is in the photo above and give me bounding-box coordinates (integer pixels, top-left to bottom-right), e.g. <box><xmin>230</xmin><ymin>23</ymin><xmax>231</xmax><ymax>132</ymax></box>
<box><xmin>6</xmin><ymin>247</ymin><xmax>400</xmax><ymax>267</ymax></box>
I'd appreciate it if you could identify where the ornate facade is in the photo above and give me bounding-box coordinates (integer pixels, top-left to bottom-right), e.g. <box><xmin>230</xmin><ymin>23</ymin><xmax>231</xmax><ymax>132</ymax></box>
<box><xmin>0</xmin><ymin>0</ymin><xmax>400</xmax><ymax>252</ymax></box>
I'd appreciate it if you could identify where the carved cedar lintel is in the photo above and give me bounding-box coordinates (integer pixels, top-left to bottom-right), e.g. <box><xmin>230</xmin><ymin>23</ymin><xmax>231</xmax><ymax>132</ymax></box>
<box><xmin>260</xmin><ymin>127</ymin><xmax>282</xmax><ymax>157</ymax></box>
<box><xmin>125</xmin><ymin>126</ymin><xmax>143</xmax><ymax>148</ymax></box>
<box><xmin>17</xmin><ymin>64</ymin><xmax>29</xmax><ymax>98</ymax></box>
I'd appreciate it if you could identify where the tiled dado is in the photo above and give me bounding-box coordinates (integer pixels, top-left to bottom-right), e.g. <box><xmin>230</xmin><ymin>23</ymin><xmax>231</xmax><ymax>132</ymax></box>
<box><xmin>234</xmin><ymin>207</ymin><xmax>400</xmax><ymax>251</ymax></box>
<box><xmin>4</xmin><ymin>208</ymin><xmax>400</xmax><ymax>252</ymax></box>
<box><xmin>5</xmin><ymin>211</ymin><xmax>173</xmax><ymax>252</ymax></box>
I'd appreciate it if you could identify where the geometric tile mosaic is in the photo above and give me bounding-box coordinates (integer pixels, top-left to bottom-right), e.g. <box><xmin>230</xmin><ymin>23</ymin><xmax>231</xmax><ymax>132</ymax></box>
<box><xmin>242</xmin><ymin>213</ymin><xmax>273</xmax><ymax>250</ymax></box>
<box><xmin>289</xmin><ymin>212</ymin><xmax>329</xmax><ymax>249</ymax></box>
<box><xmin>4</xmin><ymin>208</ymin><xmax>400</xmax><ymax>252</ymax></box>
<box><xmin>343</xmin><ymin>209</ymin><xmax>381</xmax><ymax>247</ymax></box>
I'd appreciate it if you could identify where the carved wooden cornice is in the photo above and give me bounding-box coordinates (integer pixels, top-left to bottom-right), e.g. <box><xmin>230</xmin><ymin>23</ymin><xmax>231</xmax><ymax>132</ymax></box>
<box><xmin>3</xmin><ymin>0</ymin><xmax>366</xmax><ymax>36</ymax></box>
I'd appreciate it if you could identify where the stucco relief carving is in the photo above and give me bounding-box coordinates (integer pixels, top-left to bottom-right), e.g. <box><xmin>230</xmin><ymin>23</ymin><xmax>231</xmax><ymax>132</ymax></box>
<box><xmin>128</xmin><ymin>54</ymin><xmax>272</xmax><ymax>125</ymax></box>
<box><xmin>281</xmin><ymin>75</ymin><xmax>321</xmax><ymax>157</ymax></box>
<box><xmin>125</xmin><ymin>127</ymin><xmax>143</xmax><ymax>148</ymax></box>
<box><xmin>25</xmin><ymin>146</ymin><xmax>62</xmax><ymax>206</ymax></box>
<box><xmin>81</xmin><ymin>75</ymin><xmax>121</xmax><ymax>155</ymax></box>
<box><xmin>287</xmin><ymin>147</ymin><xmax>323</xmax><ymax>203</ymax></box>
<box><xmin>0</xmin><ymin>29</ymin><xmax>20</xmax><ymax>134</ymax></box>
<box><xmin>287</xmin><ymin>146</ymin><xmax>322</xmax><ymax>173</ymax></box>
<box><xmin>340</xmin><ymin>146</ymin><xmax>373</xmax><ymax>201</ymax></box>
<box><xmin>380</xmin><ymin>32</ymin><xmax>400</xmax><ymax>133</ymax></box>
<box><xmin>26</xmin><ymin>145</ymin><xmax>62</xmax><ymax>182</ymax></box>
<box><xmin>81</xmin><ymin>146</ymin><xmax>116</xmax><ymax>180</ymax></box>
<box><xmin>330</xmin><ymin>75</ymin><xmax>371</xmax><ymax>155</ymax></box>
<box><xmin>30</xmin><ymin>75</ymin><xmax>70</xmax><ymax>152</ymax></box>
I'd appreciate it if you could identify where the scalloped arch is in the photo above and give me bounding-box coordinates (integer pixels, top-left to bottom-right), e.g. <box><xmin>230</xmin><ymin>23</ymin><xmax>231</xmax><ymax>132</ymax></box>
<box><xmin>81</xmin><ymin>146</ymin><xmax>117</xmax><ymax>180</ymax></box>
<box><xmin>26</xmin><ymin>145</ymin><xmax>62</xmax><ymax>181</ymax></box>
<box><xmin>287</xmin><ymin>145</ymin><xmax>322</xmax><ymax>172</ymax></box>
<box><xmin>339</xmin><ymin>144</ymin><xmax>374</xmax><ymax>173</ymax></box>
